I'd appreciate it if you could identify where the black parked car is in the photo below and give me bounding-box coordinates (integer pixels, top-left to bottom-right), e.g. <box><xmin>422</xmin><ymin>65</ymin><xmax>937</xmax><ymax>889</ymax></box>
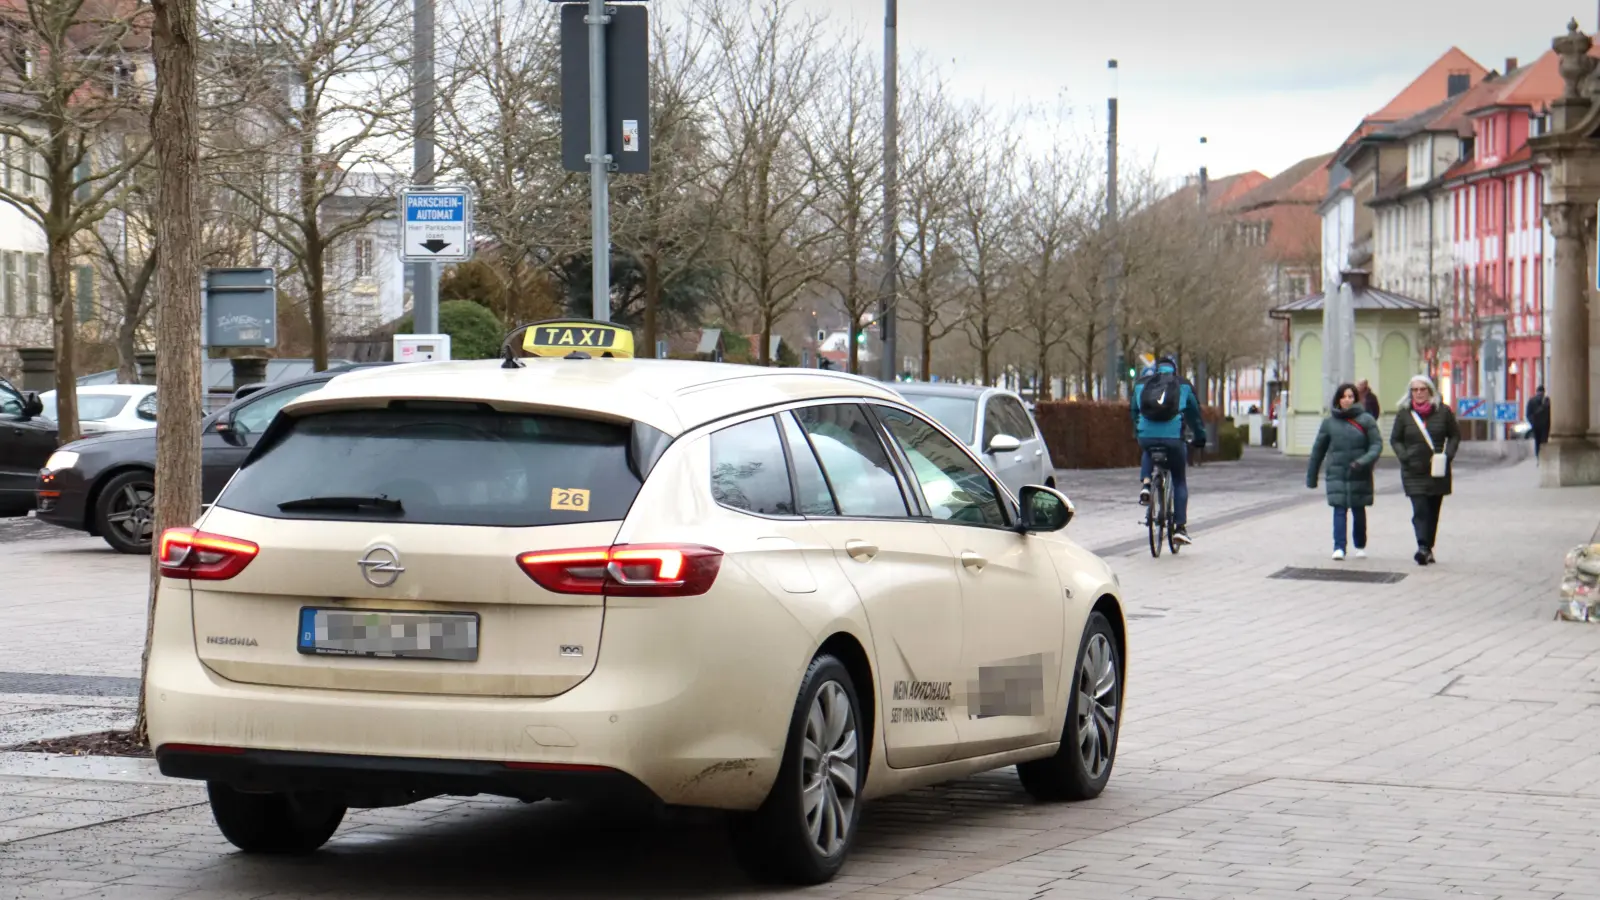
<box><xmin>0</xmin><ymin>376</ymin><xmax>53</xmax><ymax>517</ymax></box>
<box><xmin>36</xmin><ymin>363</ymin><xmax>391</xmax><ymax>553</ymax></box>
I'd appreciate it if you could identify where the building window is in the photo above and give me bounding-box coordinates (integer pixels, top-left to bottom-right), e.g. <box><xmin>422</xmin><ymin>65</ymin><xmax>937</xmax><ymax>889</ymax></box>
<box><xmin>354</xmin><ymin>237</ymin><xmax>375</xmax><ymax>278</ymax></box>
<box><xmin>74</xmin><ymin>265</ymin><xmax>93</xmax><ymax>323</ymax></box>
<box><xmin>2</xmin><ymin>252</ymin><xmax>14</xmax><ymax>316</ymax></box>
<box><xmin>24</xmin><ymin>253</ymin><xmax>39</xmax><ymax>315</ymax></box>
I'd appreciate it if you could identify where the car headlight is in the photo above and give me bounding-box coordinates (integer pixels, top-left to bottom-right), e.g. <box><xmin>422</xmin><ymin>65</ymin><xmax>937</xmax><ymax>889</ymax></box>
<box><xmin>44</xmin><ymin>450</ymin><xmax>79</xmax><ymax>472</ymax></box>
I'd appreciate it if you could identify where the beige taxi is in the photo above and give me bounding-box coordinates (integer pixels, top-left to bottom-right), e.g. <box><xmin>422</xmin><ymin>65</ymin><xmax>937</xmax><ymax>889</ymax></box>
<box><xmin>145</xmin><ymin>322</ymin><xmax>1127</xmax><ymax>885</ymax></box>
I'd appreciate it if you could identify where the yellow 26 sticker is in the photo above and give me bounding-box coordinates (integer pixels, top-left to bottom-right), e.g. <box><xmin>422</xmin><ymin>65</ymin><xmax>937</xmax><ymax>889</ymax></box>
<box><xmin>551</xmin><ymin>488</ymin><xmax>591</xmax><ymax>512</ymax></box>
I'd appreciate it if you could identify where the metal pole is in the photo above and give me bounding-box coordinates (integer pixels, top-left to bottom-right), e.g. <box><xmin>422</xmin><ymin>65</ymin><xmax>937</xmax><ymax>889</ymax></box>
<box><xmin>411</xmin><ymin>0</ymin><xmax>438</xmax><ymax>335</ymax></box>
<box><xmin>1102</xmin><ymin>60</ymin><xmax>1119</xmax><ymax>399</ymax></box>
<box><xmin>587</xmin><ymin>0</ymin><xmax>612</xmax><ymax>322</ymax></box>
<box><xmin>879</xmin><ymin>0</ymin><xmax>898</xmax><ymax>382</ymax></box>
<box><xmin>1195</xmin><ymin>137</ymin><xmax>1209</xmax><ymax>407</ymax></box>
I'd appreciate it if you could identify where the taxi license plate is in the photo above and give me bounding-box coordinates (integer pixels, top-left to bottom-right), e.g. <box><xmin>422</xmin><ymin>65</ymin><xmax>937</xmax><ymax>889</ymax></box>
<box><xmin>297</xmin><ymin>608</ymin><xmax>479</xmax><ymax>661</ymax></box>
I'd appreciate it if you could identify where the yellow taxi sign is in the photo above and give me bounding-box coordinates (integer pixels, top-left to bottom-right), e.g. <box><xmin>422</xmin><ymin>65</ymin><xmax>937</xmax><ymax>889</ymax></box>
<box><xmin>519</xmin><ymin>319</ymin><xmax>634</xmax><ymax>358</ymax></box>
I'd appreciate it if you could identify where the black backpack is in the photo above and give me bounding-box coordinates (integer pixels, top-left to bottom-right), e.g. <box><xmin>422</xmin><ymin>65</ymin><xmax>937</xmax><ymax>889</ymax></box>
<box><xmin>1138</xmin><ymin>370</ymin><xmax>1182</xmax><ymax>421</ymax></box>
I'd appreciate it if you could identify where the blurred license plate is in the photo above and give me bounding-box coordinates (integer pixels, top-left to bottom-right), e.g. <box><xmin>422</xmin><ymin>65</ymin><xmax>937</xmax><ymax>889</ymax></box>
<box><xmin>297</xmin><ymin>608</ymin><xmax>479</xmax><ymax>661</ymax></box>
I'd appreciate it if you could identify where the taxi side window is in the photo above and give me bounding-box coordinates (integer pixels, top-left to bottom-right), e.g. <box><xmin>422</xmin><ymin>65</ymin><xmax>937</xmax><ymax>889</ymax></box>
<box><xmin>878</xmin><ymin>406</ymin><xmax>1006</xmax><ymax>527</ymax></box>
<box><xmin>710</xmin><ymin>416</ymin><xmax>796</xmax><ymax>517</ymax></box>
<box><xmin>779</xmin><ymin>411</ymin><xmax>838</xmax><ymax>515</ymax></box>
<box><xmin>792</xmin><ymin>404</ymin><xmax>909</xmax><ymax>518</ymax></box>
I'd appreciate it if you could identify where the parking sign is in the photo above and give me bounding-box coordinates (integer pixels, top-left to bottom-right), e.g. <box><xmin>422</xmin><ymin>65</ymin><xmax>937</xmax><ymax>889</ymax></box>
<box><xmin>400</xmin><ymin>186</ymin><xmax>473</xmax><ymax>263</ymax></box>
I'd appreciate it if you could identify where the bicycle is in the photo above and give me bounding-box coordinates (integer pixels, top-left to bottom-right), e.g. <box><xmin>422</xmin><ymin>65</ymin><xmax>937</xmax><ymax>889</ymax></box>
<box><xmin>1144</xmin><ymin>445</ymin><xmax>1180</xmax><ymax>558</ymax></box>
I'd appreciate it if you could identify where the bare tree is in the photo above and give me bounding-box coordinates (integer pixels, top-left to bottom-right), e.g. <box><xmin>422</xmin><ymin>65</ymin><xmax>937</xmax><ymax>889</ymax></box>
<box><xmin>897</xmin><ymin>63</ymin><xmax>965</xmax><ymax>381</ymax></box>
<box><xmin>802</xmin><ymin>37</ymin><xmax>881</xmax><ymax>375</ymax></box>
<box><xmin>207</xmin><ymin>0</ymin><xmax>409</xmax><ymax>370</ymax></box>
<box><xmin>609</xmin><ymin>3</ymin><xmax>730</xmax><ymax>350</ymax></box>
<box><xmin>135</xmin><ymin>0</ymin><xmax>202</xmax><ymax>744</ymax></box>
<box><xmin>435</xmin><ymin>0</ymin><xmax>576</xmax><ymax>325</ymax></box>
<box><xmin>704</xmin><ymin>0</ymin><xmax>829</xmax><ymax>365</ymax></box>
<box><xmin>88</xmin><ymin>153</ymin><xmax>155</xmax><ymax>383</ymax></box>
<box><xmin>0</xmin><ymin>0</ymin><xmax>152</xmax><ymax>443</ymax></box>
<box><xmin>1014</xmin><ymin>111</ymin><xmax>1091</xmax><ymax>399</ymax></box>
<box><xmin>952</xmin><ymin>108</ymin><xmax>1020</xmax><ymax>385</ymax></box>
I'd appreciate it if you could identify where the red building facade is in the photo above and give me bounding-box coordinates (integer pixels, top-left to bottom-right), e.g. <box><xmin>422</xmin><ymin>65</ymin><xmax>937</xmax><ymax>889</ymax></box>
<box><xmin>1444</xmin><ymin>53</ymin><xmax>1561</xmax><ymax>414</ymax></box>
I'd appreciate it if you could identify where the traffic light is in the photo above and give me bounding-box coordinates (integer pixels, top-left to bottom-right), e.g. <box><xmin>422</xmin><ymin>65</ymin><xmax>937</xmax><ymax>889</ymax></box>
<box><xmin>856</xmin><ymin>330</ymin><xmax>867</xmax><ymax>345</ymax></box>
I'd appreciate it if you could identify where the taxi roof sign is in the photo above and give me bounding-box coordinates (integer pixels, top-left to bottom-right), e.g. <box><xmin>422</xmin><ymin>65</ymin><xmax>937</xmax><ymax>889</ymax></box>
<box><xmin>515</xmin><ymin>319</ymin><xmax>635</xmax><ymax>359</ymax></box>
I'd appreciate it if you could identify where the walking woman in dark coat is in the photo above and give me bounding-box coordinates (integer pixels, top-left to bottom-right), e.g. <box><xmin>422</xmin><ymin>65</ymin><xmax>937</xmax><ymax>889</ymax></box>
<box><xmin>1389</xmin><ymin>374</ymin><xmax>1461</xmax><ymax>566</ymax></box>
<box><xmin>1307</xmin><ymin>383</ymin><xmax>1382</xmax><ymax>560</ymax></box>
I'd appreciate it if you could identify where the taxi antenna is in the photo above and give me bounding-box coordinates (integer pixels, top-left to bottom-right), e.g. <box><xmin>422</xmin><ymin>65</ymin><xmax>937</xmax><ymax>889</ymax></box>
<box><xmin>500</xmin><ymin>344</ymin><xmax>524</xmax><ymax>369</ymax></box>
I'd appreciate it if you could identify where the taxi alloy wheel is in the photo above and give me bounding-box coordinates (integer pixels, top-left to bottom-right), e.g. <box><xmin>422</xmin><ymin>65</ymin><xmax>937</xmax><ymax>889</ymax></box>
<box><xmin>730</xmin><ymin>653</ymin><xmax>864</xmax><ymax>885</ymax></box>
<box><xmin>1016</xmin><ymin>611</ymin><xmax>1121</xmax><ymax>802</ymax></box>
<box><xmin>207</xmin><ymin>782</ymin><xmax>346</xmax><ymax>854</ymax></box>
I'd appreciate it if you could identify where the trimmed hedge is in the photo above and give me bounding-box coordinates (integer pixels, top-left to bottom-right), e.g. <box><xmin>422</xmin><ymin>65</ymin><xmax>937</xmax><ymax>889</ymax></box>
<box><xmin>1035</xmin><ymin>401</ymin><xmax>1237</xmax><ymax>469</ymax></box>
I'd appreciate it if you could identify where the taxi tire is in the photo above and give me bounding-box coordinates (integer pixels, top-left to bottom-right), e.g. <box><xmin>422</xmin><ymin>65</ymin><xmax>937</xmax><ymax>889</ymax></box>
<box><xmin>728</xmin><ymin>654</ymin><xmax>863</xmax><ymax>885</ymax></box>
<box><xmin>207</xmin><ymin>782</ymin><xmax>346</xmax><ymax>854</ymax></box>
<box><xmin>1016</xmin><ymin>611</ymin><xmax>1120</xmax><ymax>802</ymax></box>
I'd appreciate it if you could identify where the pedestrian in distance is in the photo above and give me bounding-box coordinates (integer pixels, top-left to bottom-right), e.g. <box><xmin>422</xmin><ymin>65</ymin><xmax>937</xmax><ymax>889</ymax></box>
<box><xmin>1357</xmin><ymin>379</ymin><xmax>1382</xmax><ymax>419</ymax></box>
<box><xmin>1307</xmin><ymin>383</ymin><xmax>1382</xmax><ymax>561</ymax></box>
<box><xmin>1525</xmin><ymin>385</ymin><xmax>1551</xmax><ymax>459</ymax></box>
<box><xmin>1389</xmin><ymin>374</ymin><xmax>1460</xmax><ymax>566</ymax></box>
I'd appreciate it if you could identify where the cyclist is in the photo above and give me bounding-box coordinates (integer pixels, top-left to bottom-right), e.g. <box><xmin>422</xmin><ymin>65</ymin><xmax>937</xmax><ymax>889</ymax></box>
<box><xmin>1130</xmin><ymin>355</ymin><xmax>1207</xmax><ymax>545</ymax></box>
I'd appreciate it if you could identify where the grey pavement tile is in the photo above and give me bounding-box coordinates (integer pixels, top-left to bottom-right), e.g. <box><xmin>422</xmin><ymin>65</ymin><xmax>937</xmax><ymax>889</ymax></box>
<box><xmin>0</xmin><ymin>880</ymin><xmax>111</xmax><ymax>900</ymax></box>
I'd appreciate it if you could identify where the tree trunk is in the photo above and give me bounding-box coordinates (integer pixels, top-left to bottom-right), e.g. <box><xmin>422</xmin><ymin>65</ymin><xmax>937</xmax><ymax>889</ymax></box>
<box><xmin>47</xmin><ymin>234</ymin><xmax>79</xmax><ymax>445</ymax></box>
<box><xmin>135</xmin><ymin>0</ymin><xmax>203</xmax><ymax>745</ymax></box>
<box><xmin>116</xmin><ymin>310</ymin><xmax>139</xmax><ymax>384</ymax></box>
<box><xmin>117</xmin><ymin>252</ymin><xmax>158</xmax><ymax>385</ymax></box>
<box><xmin>760</xmin><ymin>315</ymin><xmax>773</xmax><ymax>368</ymax></box>
<box><xmin>299</xmin><ymin>108</ymin><xmax>327</xmax><ymax>371</ymax></box>
<box><xmin>848</xmin><ymin>322</ymin><xmax>859</xmax><ymax>374</ymax></box>
<box><xmin>307</xmin><ymin>243</ymin><xmax>328</xmax><ymax>371</ymax></box>
<box><xmin>642</xmin><ymin>250</ymin><xmax>660</xmax><ymax>357</ymax></box>
<box><xmin>919</xmin><ymin>310</ymin><xmax>932</xmax><ymax>381</ymax></box>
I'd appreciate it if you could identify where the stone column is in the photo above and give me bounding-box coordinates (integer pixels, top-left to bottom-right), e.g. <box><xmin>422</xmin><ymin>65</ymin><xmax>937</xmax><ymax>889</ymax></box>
<box><xmin>16</xmin><ymin>348</ymin><xmax>54</xmax><ymax>393</ymax></box>
<box><xmin>135</xmin><ymin>352</ymin><xmax>157</xmax><ymax>386</ymax></box>
<box><xmin>1547</xmin><ymin>202</ymin><xmax>1593</xmax><ymax>439</ymax></box>
<box><xmin>229</xmin><ymin>355</ymin><xmax>268</xmax><ymax>391</ymax></box>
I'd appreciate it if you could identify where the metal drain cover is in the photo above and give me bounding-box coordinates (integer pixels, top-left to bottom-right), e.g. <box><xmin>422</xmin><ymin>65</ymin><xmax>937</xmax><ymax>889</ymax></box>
<box><xmin>1269</xmin><ymin>566</ymin><xmax>1408</xmax><ymax>584</ymax></box>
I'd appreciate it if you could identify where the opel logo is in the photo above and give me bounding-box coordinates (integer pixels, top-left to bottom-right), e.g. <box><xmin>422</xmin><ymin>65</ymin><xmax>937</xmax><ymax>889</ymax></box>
<box><xmin>358</xmin><ymin>545</ymin><xmax>405</xmax><ymax>588</ymax></box>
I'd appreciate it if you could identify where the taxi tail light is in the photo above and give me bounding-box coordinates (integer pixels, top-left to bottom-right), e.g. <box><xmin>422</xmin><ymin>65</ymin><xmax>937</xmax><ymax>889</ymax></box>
<box><xmin>158</xmin><ymin>527</ymin><xmax>260</xmax><ymax>580</ymax></box>
<box><xmin>516</xmin><ymin>544</ymin><xmax>722</xmax><ymax>597</ymax></box>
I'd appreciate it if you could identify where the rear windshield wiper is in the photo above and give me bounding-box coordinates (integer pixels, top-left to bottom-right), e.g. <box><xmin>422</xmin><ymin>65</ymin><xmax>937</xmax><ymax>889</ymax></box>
<box><xmin>277</xmin><ymin>495</ymin><xmax>404</xmax><ymax>514</ymax></box>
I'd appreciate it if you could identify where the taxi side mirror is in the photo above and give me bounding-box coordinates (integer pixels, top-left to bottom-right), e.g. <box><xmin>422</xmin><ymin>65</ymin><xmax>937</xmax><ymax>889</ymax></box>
<box><xmin>1017</xmin><ymin>485</ymin><xmax>1073</xmax><ymax>533</ymax></box>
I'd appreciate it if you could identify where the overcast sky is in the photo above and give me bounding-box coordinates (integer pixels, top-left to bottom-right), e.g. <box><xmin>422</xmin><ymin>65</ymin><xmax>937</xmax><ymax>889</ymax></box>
<box><xmin>736</xmin><ymin>0</ymin><xmax>1593</xmax><ymax>183</ymax></box>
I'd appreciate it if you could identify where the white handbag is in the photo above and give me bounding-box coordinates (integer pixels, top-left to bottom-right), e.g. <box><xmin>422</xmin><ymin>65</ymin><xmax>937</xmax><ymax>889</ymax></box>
<box><xmin>1411</xmin><ymin>410</ymin><xmax>1448</xmax><ymax>478</ymax></box>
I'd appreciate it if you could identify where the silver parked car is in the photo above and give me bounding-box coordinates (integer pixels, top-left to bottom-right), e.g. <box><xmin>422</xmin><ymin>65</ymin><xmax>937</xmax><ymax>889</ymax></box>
<box><xmin>892</xmin><ymin>382</ymin><xmax>1055</xmax><ymax>498</ymax></box>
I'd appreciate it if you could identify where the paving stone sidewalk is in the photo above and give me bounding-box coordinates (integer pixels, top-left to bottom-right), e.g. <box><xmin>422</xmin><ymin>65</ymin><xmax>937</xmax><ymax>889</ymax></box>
<box><xmin>1</xmin><ymin>456</ymin><xmax>1597</xmax><ymax>899</ymax></box>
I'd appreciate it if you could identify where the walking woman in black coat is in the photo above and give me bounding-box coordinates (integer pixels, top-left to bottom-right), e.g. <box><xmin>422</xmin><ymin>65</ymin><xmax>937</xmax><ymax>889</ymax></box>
<box><xmin>1388</xmin><ymin>374</ymin><xmax>1461</xmax><ymax>566</ymax></box>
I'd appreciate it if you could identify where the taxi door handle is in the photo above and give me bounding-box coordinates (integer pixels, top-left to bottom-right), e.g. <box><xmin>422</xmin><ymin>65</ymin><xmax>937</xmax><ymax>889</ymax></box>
<box><xmin>960</xmin><ymin>551</ymin><xmax>987</xmax><ymax>572</ymax></box>
<box><xmin>845</xmin><ymin>540</ymin><xmax>878</xmax><ymax>562</ymax></box>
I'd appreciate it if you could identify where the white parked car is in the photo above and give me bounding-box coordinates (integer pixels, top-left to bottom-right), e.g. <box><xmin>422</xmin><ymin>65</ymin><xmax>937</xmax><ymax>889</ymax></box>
<box><xmin>892</xmin><ymin>383</ymin><xmax>1056</xmax><ymax>498</ymax></box>
<box><xmin>145</xmin><ymin>353</ymin><xmax>1126</xmax><ymax>884</ymax></box>
<box><xmin>40</xmin><ymin>385</ymin><xmax>157</xmax><ymax>434</ymax></box>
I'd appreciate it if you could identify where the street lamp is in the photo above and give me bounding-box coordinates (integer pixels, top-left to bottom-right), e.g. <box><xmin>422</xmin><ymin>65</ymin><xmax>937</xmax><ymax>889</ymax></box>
<box><xmin>1102</xmin><ymin>59</ymin><xmax>1119</xmax><ymax>400</ymax></box>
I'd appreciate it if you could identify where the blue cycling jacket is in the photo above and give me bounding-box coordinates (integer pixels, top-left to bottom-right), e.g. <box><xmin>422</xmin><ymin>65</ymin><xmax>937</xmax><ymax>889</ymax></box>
<box><xmin>1130</xmin><ymin>362</ymin><xmax>1207</xmax><ymax>441</ymax></box>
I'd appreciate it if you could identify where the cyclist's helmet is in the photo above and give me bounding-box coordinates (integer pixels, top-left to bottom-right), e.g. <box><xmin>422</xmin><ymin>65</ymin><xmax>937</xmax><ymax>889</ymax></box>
<box><xmin>1156</xmin><ymin>354</ymin><xmax>1178</xmax><ymax>371</ymax></box>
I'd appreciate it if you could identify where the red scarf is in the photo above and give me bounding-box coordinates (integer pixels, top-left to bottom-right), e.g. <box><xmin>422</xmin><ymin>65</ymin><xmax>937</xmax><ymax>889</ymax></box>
<box><xmin>1412</xmin><ymin>400</ymin><xmax>1433</xmax><ymax>418</ymax></box>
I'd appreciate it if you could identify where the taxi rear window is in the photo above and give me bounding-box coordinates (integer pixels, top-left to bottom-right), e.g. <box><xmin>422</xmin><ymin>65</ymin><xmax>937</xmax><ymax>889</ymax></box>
<box><xmin>218</xmin><ymin>403</ymin><xmax>657</xmax><ymax>527</ymax></box>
